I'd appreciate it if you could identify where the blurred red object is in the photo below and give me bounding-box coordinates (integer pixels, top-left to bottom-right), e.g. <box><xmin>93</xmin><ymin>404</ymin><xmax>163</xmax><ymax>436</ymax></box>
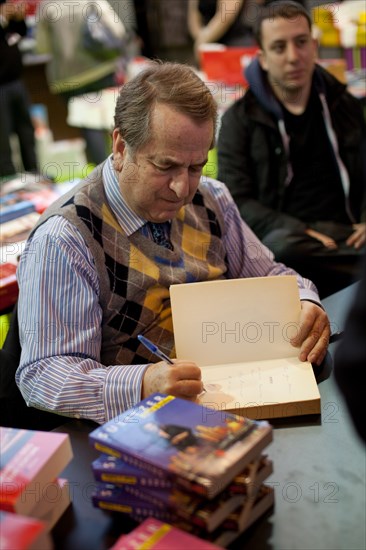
<box><xmin>6</xmin><ymin>0</ymin><xmax>39</xmax><ymax>16</ymax></box>
<box><xmin>199</xmin><ymin>45</ymin><xmax>259</xmax><ymax>86</ymax></box>
<box><xmin>0</xmin><ymin>263</ymin><xmax>18</xmax><ymax>311</ymax></box>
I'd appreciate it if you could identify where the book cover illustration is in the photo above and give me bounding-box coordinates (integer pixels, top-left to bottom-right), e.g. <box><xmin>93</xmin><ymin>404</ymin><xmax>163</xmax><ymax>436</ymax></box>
<box><xmin>0</xmin><ymin>427</ymin><xmax>73</xmax><ymax>515</ymax></box>
<box><xmin>89</xmin><ymin>393</ymin><xmax>272</xmax><ymax>499</ymax></box>
<box><xmin>110</xmin><ymin>517</ymin><xmax>221</xmax><ymax>549</ymax></box>
<box><xmin>92</xmin><ymin>455</ymin><xmax>173</xmax><ymax>489</ymax></box>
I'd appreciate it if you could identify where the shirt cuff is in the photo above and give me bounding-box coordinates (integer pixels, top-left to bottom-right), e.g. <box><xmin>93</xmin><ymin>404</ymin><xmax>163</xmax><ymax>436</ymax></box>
<box><xmin>102</xmin><ymin>363</ymin><xmax>150</xmax><ymax>422</ymax></box>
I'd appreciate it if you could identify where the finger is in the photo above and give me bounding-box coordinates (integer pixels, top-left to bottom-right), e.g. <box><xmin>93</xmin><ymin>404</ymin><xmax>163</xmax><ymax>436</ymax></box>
<box><xmin>323</xmin><ymin>239</ymin><xmax>337</xmax><ymax>249</ymax></box>
<box><xmin>306</xmin><ymin>330</ymin><xmax>330</xmax><ymax>365</ymax></box>
<box><xmin>354</xmin><ymin>234</ymin><xmax>366</xmax><ymax>249</ymax></box>
<box><xmin>299</xmin><ymin>325</ymin><xmax>330</xmax><ymax>364</ymax></box>
<box><xmin>172</xmin><ymin>361</ymin><xmax>202</xmax><ymax>381</ymax></box>
<box><xmin>346</xmin><ymin>234</ymin><xmax>357</xmax><ymax>247</ymax></box>
<box><xmin>293</xmin><ymin>305</ymin><xmax>329</xmax><ymax>357</ymax></box>
<box><xmin>172</xmin><ymin>379</ymin><xmax>204</xmax><ymax>398</ymax></box>
<box><xmin>291</xmin><ymin>314</ymin><xmax>313</xmax><ymax>347</ymax></box>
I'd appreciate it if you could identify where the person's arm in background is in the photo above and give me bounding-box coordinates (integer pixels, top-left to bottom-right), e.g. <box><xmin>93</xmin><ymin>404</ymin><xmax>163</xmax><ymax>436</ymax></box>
<box><xmin>188</xmin><ymin>0</ymin><xmax>245</xmax><ymax>59</ymax></box>
<box><xmin>16</xmin><ymin>217</ymin><xmax>202</xmax><ymax>425</ymax></box>
<box><xmin>217</xmin><ymin>97</ymin><xmax>307</xmax><ymax>238</ymax></box>
<box><xmin>187</xmin><ymin>0</ymin><xmax>203</xmax><ymax>41</ymax></box>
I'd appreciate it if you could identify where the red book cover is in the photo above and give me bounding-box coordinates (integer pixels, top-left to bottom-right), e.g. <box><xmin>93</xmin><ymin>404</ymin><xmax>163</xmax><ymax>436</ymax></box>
<box><xmin>0</xmin><ymin>428</ymin><xmax>73</xmax><ymax>516</ymax></box>
<box><xmin>110</xmin><ymin>518</ymin><xmax>221</xmax><ymax>550</ymax></box>
<box><xmin>0</xmin><ymin>511</ymin><xmax>52</xmax><ymax>550</ymax></box>
<box><xmin>0</xmin><ymin>263</ymin><xmax>18</xmax><ymax>311</ymax></box>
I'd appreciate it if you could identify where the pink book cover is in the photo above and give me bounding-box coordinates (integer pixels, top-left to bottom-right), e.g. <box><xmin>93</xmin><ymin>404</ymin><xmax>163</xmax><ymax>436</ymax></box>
<box><xmin>110</xmin><ymin>518</ymin><xmax>221</xmax><ymax>549</ymax></box>
<box><xmin>0</xmin><ymin>511</ymin><xmax>52</xmax><ymax>550</ymax></box>
<box><xmin>0</xmin><ymin>428</ymin><xmax>73</xmax><ymax>515</ymax></box>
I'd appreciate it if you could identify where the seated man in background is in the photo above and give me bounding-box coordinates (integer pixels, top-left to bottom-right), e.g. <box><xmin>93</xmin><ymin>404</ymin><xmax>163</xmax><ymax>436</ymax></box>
<box><xmin>217</xmin><ymin>0</ymin><xmax>366</xmax><ymax>297</ymax></box>
<box><xmin>16</xmin><ymin>62</ymin><xmax>329</xmax><ymax>425</ymax></box>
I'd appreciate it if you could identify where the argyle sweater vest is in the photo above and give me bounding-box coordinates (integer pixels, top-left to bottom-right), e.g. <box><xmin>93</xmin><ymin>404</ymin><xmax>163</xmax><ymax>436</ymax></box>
<box><xmin>35</xmin><ymin>165</ymin><xmax>228</xmax><ymax>366</ymax></box>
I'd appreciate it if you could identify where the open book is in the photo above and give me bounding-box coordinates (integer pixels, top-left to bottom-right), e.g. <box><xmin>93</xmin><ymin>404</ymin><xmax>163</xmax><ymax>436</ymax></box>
<box><xmin>170</xmin><ymin>276</ymin><xmax>321</xmax><ymax>420</ymax></box>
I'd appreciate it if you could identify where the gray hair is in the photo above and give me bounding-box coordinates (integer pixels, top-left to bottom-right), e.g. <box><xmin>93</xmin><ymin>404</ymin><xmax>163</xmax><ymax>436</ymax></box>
<box><xmin>114</xmin><ymin>61</ymin><xmax>217</xmax><ymax>153</ymax></box>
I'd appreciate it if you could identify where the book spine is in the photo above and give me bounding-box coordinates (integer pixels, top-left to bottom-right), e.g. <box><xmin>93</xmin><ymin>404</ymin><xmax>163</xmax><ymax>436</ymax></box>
<box><xmin>92</xmin><ymin>469</ymin><xmax>173</xmax><ymax>489</ymax></box>
<box><xmin>90</xmin><ymin>440</ymin><xmax>208</xmax><ymax>497</ymax></box>
<box><xmin>92</xmin><ymin>458</ymin><xmax>174</xmax><ymax>489</ymax></box>
<box><xmin>124</xmin><ymin>484</ymin><xmax>212</xmax><ymax>527</ymax></box>
<box><xmin>92</xmin><ymin>494</ymin><xmax>176</xmax><ymax>523</ymax></box>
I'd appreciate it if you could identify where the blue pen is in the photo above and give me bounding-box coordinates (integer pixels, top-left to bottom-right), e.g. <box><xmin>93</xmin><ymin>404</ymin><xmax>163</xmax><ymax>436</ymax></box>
<box><xmin>137</xmin><ymin>334</ymin><xmax>174</xmax><ymax>364</ymax></box>
<box><xmin>137</xmin><ymin>334</ymin><xmax>207</xmax><ymax>394</ymax></box>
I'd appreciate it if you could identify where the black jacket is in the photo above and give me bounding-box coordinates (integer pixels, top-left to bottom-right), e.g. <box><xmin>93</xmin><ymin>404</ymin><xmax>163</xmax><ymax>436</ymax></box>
<box><xmin>217</xmin><ymin>60</ymin><xmax>366</xmax><ymax>239</ymax></box>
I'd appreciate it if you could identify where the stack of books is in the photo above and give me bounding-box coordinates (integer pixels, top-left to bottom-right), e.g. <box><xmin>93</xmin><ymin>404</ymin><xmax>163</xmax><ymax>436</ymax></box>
<box><xmin>0</xmin><ymin>427</ymin><xmax>73</xmax><ymax>548</ymax></box>
<box><xmin>89</xmin><ymin>393</ymin><xmax>274</xmax><ymax>547</ymax></box>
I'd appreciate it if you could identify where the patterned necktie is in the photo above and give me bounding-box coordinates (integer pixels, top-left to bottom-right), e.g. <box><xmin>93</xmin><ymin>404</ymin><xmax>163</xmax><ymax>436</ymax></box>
<box><xmin>147</xmin><ymin>222</ymin><xmax>173</xmax><ymax>250</ymax></box>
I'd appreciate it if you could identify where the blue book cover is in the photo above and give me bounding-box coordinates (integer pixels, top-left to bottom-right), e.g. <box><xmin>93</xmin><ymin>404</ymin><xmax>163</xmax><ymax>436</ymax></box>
<box><xmin>0</xmin><ymin>194</ymin><xmax>36</xmax><ymax>223</ymax></box>
<box><xmin>92</xmin><ymin>454</ymin><xmax>173</xmax><ymax>489</ymax></box>
<box><xmin>89</xmin><ymin>394</ymin><xmax>272</xmax><ymax>499</ymax></box>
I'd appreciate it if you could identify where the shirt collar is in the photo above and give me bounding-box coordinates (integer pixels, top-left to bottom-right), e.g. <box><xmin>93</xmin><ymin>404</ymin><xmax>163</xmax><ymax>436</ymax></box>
<box><xmin>102</xmin><ymin>155</ymin><xmax>147</xmax><ymax>236</ymax></box>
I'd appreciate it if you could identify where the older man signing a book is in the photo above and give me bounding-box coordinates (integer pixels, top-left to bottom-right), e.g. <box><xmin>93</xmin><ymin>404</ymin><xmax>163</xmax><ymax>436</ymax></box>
<box><xmin>16</xmin><ymin>62</ymin><xmax>330</xmax><ymax>424</ymax></box>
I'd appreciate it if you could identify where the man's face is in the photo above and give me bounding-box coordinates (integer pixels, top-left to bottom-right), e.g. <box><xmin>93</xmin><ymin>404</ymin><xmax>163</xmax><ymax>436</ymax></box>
<box><xmin>258</xmin><ymin>16</ymin><xmax>317</xmax><ymax>98</ymax></box>
<box><xmin>113</xmin><ymin>103</ymin><xmax>214</xmax><ymax>223</ymax></box>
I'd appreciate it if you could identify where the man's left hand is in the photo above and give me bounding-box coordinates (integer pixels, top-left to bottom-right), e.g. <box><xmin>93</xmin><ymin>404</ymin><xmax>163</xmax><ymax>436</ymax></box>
<box><xmin>291</xmin><ymin>301</ymin><xmax>330</xmax><ymax>365</ymax></box>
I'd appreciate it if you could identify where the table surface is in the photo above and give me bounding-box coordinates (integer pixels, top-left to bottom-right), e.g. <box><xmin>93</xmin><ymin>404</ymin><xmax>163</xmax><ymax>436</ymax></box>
<box><xmin>52</xmin><ymin>283</ymin><xmax>366</xmax><ymax>550</ymax></box>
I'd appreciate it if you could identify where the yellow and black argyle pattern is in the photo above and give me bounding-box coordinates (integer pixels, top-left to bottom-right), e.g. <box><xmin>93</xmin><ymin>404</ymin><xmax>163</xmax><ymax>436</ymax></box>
<box><xmin>38</xmin><ymin>172</ymin><xmax>228</xmax><ymax>366</ymax></box>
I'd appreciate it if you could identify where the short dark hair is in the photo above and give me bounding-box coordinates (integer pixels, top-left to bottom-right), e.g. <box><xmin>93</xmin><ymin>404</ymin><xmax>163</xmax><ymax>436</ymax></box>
<box><xmin>254</xmin><ymin>1</ymin><xmax>312</xmax><ymax>48</ymax></box>
<box><xmin>114</xmin><ymin>61</ymin><xmax>217</xmax><ymax>153</ymax></box>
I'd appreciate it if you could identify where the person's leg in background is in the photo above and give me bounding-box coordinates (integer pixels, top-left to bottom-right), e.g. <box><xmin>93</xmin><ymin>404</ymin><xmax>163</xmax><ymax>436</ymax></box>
<box><xmin>11</xmin><ymin>79</ymin><xmax>38</xmax><ymax>173</ymax></box>
<box><xmin>79</xmin><ymin>127</ymin><xmax>110</xmax><ymax>166</ymax></box>
<box><xmin>0</xmin><ymin>80</ymin><xmax>17</xmax><ymax>178</ymax></box>
<box><xmin>61</xmin><ymin>73</ymin><xmax>116</xmax><ymax>166</ymax></box>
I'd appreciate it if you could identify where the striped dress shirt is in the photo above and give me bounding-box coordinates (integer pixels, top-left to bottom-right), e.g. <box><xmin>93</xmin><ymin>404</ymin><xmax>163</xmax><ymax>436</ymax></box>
<box><xmin>16</xmin><ymin>156</ymin><xmax>319</xmax><ymax>424</ymax></box>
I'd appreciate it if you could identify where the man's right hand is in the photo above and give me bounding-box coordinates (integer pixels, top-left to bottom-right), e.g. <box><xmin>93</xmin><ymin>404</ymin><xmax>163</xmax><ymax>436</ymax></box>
<box><xmin>142</xmin><ymin>359</ymin><xmax>203</xmax><ymax>400</ymax></box>
<box><xmin>305</xmin><ymin>228</ymin><xmax>338</xmax><ymax>249</ymax></box>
